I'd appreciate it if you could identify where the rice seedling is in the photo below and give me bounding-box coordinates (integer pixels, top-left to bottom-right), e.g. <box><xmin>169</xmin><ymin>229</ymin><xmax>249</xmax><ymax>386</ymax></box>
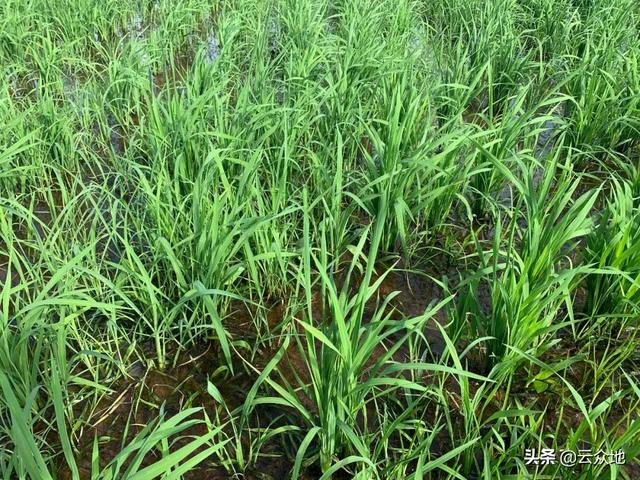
<box><xmin>453</xmin><ymin>151</ymin><xmax>599</xmax><ymax>371</ymax></box>
<box><xmin>242</xmin><ymin>193</ymin><xmax>493</xmax><ymax>478</ymax></box>
<box><xmin>583</xmin><ymin>173</ymin><xmax>640</xmax><ymax>321</ymax></box>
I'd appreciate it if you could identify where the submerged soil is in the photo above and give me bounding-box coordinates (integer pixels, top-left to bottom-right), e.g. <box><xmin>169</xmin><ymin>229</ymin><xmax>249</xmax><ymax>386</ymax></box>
<box><xmin>57</xmin><ymin>340</ymin><xmax>294</xmax><ymax>479</ymax></box>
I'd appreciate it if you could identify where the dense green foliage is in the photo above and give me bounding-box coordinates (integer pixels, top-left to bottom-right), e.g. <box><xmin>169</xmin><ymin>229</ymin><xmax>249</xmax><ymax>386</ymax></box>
<box><xmin>0</xmin><ymin>0</ymin><xmax>639</xmax><ymax>478</ymax></box>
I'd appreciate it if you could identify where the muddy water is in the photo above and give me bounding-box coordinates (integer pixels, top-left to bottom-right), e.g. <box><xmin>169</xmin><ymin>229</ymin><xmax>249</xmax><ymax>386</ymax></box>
<box><xmin>366</xmin><ymin>267</ymin><xmax>450</xmax><ymax>355</ymax></box>
<box><xmin>59</xmin><ymin>339</ymin><xmax>300</xmax><ymax>480</ymax></box>
<box><xmin>495</xmin><ymin>101</ymin><xmax>565</xmax><ymax>211</ymax></box>
<box><xmin>0</xmin><ymin>253</ymin><xmax>16</xmax><ymax>287</ymax></box>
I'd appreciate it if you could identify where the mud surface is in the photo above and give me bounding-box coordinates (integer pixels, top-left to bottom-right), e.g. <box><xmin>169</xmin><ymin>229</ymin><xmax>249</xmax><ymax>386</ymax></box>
<box><xmin>58</xmin><ymin>341</ymin><xmax>289</xmax><ymax>479</ymax></box>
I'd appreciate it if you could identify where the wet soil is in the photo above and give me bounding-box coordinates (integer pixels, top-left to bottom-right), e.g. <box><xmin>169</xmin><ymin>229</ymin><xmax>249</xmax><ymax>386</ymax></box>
<box><xmin>58</xmin><ymin>340</ymin><xmax>279</xmax><ymax>479</ymax></box>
